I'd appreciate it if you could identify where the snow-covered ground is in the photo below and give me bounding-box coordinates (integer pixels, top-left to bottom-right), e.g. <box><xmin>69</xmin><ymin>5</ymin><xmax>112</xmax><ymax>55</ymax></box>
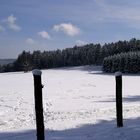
<box><xmin>0</xmin><ymin>66</ymin><xmax>140</xmax><ymax>140</ymax></box>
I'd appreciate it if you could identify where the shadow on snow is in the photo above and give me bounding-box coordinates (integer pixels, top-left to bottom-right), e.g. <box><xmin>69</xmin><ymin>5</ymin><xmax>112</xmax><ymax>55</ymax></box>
<box><xmin>1</xmin><ymin>117</ymin><xmax>140</xmax><ymax>140</ymax></box>
<box><xmin>50</xmin><ymin>65</ymin><xmax>102</xmax><ymax>72</ymax></box>
<box><xmin>97</xmin><ymin>95</ymin><xmax>140</xmax><ymax>103</ymax></box>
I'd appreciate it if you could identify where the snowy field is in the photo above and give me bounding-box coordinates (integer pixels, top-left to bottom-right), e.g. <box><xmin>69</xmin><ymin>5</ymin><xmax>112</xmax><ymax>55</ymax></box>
<box><xmin>0</xmin><ymin>66</ymin><xmax>140</xmax><ymax>140</ymax></box>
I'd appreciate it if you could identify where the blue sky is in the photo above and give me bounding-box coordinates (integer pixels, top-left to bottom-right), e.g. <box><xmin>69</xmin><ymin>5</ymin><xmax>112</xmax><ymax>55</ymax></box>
<box><xmin>0</xmin><ymin>0</ymin><xmax>140</xmax><ymax>58</ymax></box>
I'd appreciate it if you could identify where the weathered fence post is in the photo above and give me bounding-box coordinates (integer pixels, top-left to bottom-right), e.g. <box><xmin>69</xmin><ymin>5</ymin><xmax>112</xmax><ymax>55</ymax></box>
<box><xmin>115</xmin><ymin>72</ymin><xmax>123</xmax><ymax>127</ymax></box>
<box><xmin>32</xmin><ymin>69</ymin><xmax>45</xmax><ymax>140</ymax></box>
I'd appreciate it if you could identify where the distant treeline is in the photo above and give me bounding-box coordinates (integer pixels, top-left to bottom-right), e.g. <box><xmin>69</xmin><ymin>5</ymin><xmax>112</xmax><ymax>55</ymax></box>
<box><xmin>1</xmin><ymin>38</ymin><xmax>140</xmax><ymax>73</ymax></box>
<box><xmin>0</xmin><ymin>59</ymin><xmax>15</xmax><ymax>66</ymax></box>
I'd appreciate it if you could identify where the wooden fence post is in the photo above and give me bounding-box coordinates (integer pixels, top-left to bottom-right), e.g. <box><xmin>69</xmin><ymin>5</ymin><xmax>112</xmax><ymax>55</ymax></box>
<box><xmin>32</xmin><ymin>69</ymin><xmax>45</xmax><ymax>140</ymax></box>
<box><xmin>115</xmin><ymin>72</ymin><xmax>123</xmax><ymax>127</ymax></box>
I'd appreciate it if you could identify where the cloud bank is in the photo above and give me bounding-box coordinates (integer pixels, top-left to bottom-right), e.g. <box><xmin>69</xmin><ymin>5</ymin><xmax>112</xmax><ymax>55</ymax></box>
<box><xmin>93</xmin><ymin>0</ymin><xmax>140</xmax><ymax>26</ymax></box>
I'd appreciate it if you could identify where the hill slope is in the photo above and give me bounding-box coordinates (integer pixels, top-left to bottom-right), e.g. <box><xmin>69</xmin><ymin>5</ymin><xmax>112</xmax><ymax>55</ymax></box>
<box><xmin>0</xmin><ymin>59</ymin><xmax>15</xmax><ymax>65</ymax></box>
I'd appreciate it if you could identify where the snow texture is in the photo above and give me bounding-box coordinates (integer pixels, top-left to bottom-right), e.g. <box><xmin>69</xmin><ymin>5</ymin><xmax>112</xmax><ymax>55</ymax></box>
<box><xmin>0</xmin><ymin>66</ymin><xmax>140</xmax><ymax>140</ymax></box>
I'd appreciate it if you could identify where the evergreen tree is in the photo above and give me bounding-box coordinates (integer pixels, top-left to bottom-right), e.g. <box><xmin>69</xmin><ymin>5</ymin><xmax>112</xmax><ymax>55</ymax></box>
<box><xmin>103</xmin><ymin>51</ymin><xmax>140</xmax><ymax>73</ymax></box>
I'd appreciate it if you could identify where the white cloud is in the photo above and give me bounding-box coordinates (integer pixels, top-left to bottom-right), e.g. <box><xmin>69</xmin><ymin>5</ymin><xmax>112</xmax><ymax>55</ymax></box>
<box><xmin>0</xmin><ymin>25</ymin><xmax>5</xmax><ymax>32</ymax></box>
<box><xmin>8</xmin><ymin>23</ymin><xmax>21</xmax><ymax>31</ymax></box>
<box><xmin>3</xmin><ymin>14</ymin><xmax>21</xmax><ymax>31</ymax></box>
<box><xmin>76</xmin><ymin>40</ymin><xmax>86</xmax><ymax>46</ymax></box>
<box><xmin>53</xmin><ymin>23</ymin><xmax>80</xmax><ymax>36</ymax></box>
<box><xmin>26</xmin><ymin>38</ymin><xmax>35</xmax><ymax>45</ymax></box>
<box><xmin>7</xmin><ymin>14</ymin><xmax>16</xmax><ymax>24</ymax></box>
<box><xmin>38</xmin><ymin>31</ymin><xmax>50</xmax><ymax>39</ymax></box>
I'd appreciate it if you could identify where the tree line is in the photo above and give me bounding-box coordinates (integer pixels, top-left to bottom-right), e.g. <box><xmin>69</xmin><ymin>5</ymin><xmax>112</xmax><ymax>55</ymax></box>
<box><xmin>1</xmin><ymin>38</ymin><xmax>140</xmax><ymax>73</ymax></box>
<box><xmin>0</xmin><ymin>44</ymin><xmax>102</xmax><ymax>72</ymax></box>
<box><xmin>103</xmin><ymin>51</ymin><xmax>140</xmax><ymax>73</ymax></box>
